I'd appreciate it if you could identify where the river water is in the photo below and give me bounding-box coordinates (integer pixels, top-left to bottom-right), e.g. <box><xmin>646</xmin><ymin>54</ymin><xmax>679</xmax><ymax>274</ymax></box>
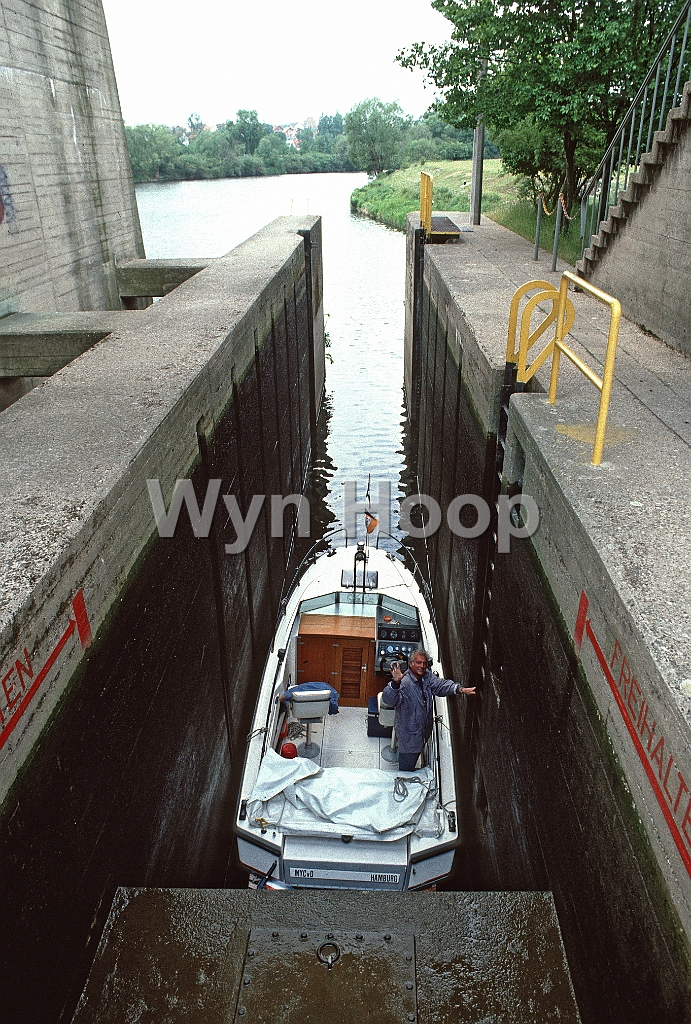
<box><xmin>135</xmin><ymin>172</ymin><xmax>410</xmax><ymax>548</ymax></box>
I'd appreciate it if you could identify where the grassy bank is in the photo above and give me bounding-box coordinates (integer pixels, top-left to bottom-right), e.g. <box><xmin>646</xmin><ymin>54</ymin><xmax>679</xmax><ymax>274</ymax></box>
<box><xmin>350</xmin><ymin>160</ymin><xmax>582</xmax><ymax>265</ymax></box>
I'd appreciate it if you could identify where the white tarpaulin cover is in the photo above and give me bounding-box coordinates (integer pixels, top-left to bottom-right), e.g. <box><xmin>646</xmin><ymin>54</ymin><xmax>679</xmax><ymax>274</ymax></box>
<box><xmin>246</xmin><ymin>749</ymin><xmax>442</xmax><ymax>841</ymax></box>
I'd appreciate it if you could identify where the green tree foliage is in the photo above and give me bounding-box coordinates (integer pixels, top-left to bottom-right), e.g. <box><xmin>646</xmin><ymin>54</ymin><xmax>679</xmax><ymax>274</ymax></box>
<box><xmin>399</xmin><ymin>109</ymin><xmax>499</xmax><ymax>163</ymax></box>
<box><xmin>397</xmin><ymin>0</ymin><xmax>680</xmax><ymax>208</ymax></box>
<box><xmin>187</xmin><ymin>112</ymin><xmax>203</xmax><ymax>139</ymax></box>
<box><xmin>257</xmin><ymin>132</ymin><xmax>289</xmax><ymax>174</ymax></box>
<box><xmin>318</xmin><ymin>113</ymin><xmax>345</xmax><ymax>137</ymax></box>
<box><xmin>345</xmin><ymin>98</ymin><xmax>409</xmax><ymax>175</ymax></box>
<box><xmin>125</xmin><ymin>124</ymin><xmax>187</xmax><ymax>181</ymax></box>
<box><xmin>234</xmin><ymin>110</ymin><xmax>271</xmax><ymax>155</ymax></box>
<box><xmin>296</xmin><ymin>126</ymin><xmax>315</xmax><ymax>152</ymax></box>
<box><xmin>127</xmin><ymin>105</ymin><xmax>504</xmax><ymax>186</ymax></box>
<box><xmin>125</xmin><ymin>109</ymin><xmax>355</xmax><ymax>183</ymax></box>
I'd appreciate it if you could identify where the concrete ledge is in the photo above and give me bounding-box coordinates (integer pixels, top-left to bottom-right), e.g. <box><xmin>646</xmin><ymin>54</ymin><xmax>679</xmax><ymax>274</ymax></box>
<box><xmin>71</xmin><ymin>888</ymin><xmax>580</xmax><ymax>1023</ymax></box>
<box><xmin>116</xmin><ymin>258</ymin><xmax>216</xmax><ymax>297</ymax></box>
<box><xmin>405</xmin><ymin>212</ymin><xmax>691</xmax><ymax>943</ymax></box>
<box><xmin>506</xmin><ymin>382</ymin><xmax>691</xmax><ymax>936</ymax></box>
<box><xmin>0</xmin><ymin>215</ymin><xmax>321</xmax><ymax>804</ymax></box>
<box><xmin>0</xmin><ymin>312</ymin><xmax>143</xmax><ymax>376</ymax></box>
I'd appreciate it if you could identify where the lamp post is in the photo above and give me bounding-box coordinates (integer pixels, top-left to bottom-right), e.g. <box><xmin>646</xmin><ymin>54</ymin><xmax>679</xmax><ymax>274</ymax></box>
<box><xmin>469</xmin><ymin>116</ymin><xmax>484</xmax><ymax>225</ymax></box>
<box><xmin>469</xmin><ymin>58</ymin><xmax>488</xmax><ymax>227</ymax></box>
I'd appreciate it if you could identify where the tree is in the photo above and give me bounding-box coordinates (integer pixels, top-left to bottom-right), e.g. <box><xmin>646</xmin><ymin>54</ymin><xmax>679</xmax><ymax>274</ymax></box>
<box><xmin>125</xmin><ymin>124</ymin><xmax>186</xmax><ymax>181</ymax></box>
<box><xmin>297</xmin><ymin>126</ymin><xmax>315</xmax><ymax>152</ymax></box>
<box><xmin>317</xmin><ymin>112</ymin><xmax>345</xmax><ymax>137</ymax></box>
<box><xmin>187</xmin><ymin>112</ymin><xmax>203</xmax><ymax>140</ymax></box>
<box><xmin>235</xmin><ymin>110</ymin><xmax>271</xmax><ymax>155</ymax></box>
<box><xmin>397</xmin><ymin>0</ymin><xmax>680</xmax><ymax>209</ymax></box>
<box><xmin>345</xmin><ymin>98</ymin><xmax>408</xmax><ymax>175</ymax></box>
<box><xmin>257</xmin><ymin>132</ymin><xmax>289</xmax><ymax>174</ymax></box>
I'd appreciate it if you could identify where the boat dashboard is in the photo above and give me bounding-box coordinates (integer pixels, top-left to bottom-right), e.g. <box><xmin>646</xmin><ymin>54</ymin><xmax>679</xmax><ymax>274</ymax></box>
<box><xmin>375</xmin><ymin>603</ymin><xmax>422</xmax><ymax>674</ymax></box>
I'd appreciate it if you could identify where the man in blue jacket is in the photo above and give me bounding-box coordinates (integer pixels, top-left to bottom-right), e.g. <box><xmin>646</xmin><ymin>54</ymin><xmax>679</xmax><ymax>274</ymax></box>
<box><xmin>382</xmin><ymin>649</ymin><xmax>476</xmax><ymax>771</ymax></box>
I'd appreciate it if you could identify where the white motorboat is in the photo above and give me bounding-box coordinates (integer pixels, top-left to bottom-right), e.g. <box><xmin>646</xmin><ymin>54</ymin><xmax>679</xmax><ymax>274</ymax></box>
<box><xmin>235</xmin><ymin>537</ymin><xmax>461</xmax><ymax>891</ymax></box>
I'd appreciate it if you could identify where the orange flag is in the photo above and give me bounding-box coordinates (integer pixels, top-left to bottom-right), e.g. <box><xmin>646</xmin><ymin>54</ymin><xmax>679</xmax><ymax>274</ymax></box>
<box><xmin>365</xmin><ymin>511</ymin><xmax>378</xmax><ymax>534</ymax></box>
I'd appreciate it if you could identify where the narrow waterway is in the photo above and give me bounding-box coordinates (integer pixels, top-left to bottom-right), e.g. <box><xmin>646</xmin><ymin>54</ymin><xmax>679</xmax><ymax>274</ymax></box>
<box><xmin>136</xmin><ymin>172</ymin><xmax>410</xmax><ymax>547</ymax></box>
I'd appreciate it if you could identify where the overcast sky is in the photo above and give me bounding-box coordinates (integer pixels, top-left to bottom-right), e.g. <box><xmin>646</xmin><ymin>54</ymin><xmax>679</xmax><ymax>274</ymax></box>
<box><xmin>101</xmin><ymin>0</ymin><xmax>453</xmax><ymax>127</ymax></box>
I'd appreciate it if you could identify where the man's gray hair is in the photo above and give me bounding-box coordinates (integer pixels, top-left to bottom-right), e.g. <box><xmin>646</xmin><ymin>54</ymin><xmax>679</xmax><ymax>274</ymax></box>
<box><xmin>412</xmin><ymin>647</ymin><xmax>430</xmax><ymax>662</ymax></box>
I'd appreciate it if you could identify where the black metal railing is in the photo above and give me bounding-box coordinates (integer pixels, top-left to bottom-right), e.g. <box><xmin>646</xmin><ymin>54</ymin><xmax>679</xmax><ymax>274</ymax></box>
<box><xmin>580</xmin><ymin>0</ymin><xmax>691</xmax><ymax>257</ymax></box>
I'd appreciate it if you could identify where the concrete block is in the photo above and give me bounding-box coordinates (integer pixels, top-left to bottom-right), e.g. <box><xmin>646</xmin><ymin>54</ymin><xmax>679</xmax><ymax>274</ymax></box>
<box><xmin>505</xmin><ymin>384</ymin><xmax>691</xmax><ymax>936</ymax></box>
<box><xmin>0</xmin><ymin>310</ymin><xmax>143</xmax><ymax>375</ymax></box>
<box><xmin>588</xmin><ymin>112</ymin><xmax>691</xmax><ymax>357</ymax></box>
<box><xmin>116</xmin><ymin>259</ymin><xmax>215</xmax><ymax>298</ymax></box>
<box><xmin>70</xmin><ymin>888</ymin><xmax>581</xmax><ymax>1024</ymax></box>
<box><xmin>0</xmin><ymin>0</ymin><xmax>144</xmax><ymax>316</ymax></box>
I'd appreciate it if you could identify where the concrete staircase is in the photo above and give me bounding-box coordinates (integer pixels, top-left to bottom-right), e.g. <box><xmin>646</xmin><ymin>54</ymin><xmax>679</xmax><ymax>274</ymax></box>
<box><xmin>577</xmin><ymin>79</ymin><xmax>691</xmax><ymax>276</ymax></box>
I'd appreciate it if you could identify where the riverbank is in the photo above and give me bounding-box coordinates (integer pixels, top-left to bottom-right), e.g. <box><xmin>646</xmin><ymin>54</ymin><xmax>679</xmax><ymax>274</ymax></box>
<box><xmin>350</xmin><ymin>160</ymin><xmax>582</xmax><ymax>265</ymax></box>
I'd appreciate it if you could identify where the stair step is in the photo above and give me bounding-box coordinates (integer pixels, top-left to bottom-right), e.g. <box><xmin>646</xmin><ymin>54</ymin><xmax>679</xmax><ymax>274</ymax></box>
<box><xmin>617</xmin><ymin>186</ymin><xmax>639</xmax><ymax>205</ymax></box>
<box><xmin>578</xmin><ymin>75</ymin><xmax>691</xmax><ymax>281</ymax></box>
<box><xmin>640</xmin><ymin>151</ymin><xmax>663</xmax><ymax>167</ymax></box>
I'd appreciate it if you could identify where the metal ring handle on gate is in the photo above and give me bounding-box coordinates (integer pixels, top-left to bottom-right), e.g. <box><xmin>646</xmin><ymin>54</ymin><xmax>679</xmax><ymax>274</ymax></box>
<box><xmin>317</xmin><ymin>940</ymin><xmax>341</xmax><ymax>969</ymax></box>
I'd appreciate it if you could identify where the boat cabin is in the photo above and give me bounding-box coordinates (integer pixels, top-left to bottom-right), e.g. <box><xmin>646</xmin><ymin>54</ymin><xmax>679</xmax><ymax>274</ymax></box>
<box><xmin>296</xmin><ymin>590</ymin><xmax>423</xmax><ymax>706</ymax></box>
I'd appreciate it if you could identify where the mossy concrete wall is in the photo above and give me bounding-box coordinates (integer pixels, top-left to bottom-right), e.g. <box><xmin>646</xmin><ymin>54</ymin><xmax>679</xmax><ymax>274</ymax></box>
<box><xmin>0</xmin><ymin>216</ymin><xmax>324</xmax><ymax>1024</ymax></box>
<box><xmin>405</xmin><ymin>212</ymin><xmax>691</xmax><ymax>1023</ymax></box>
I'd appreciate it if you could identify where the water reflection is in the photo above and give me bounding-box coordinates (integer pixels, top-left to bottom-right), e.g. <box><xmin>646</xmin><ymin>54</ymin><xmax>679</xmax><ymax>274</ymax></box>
<box><xmin>304</xmin><ymin>394</ymin><xmax>338</xmax><ymax>541</ymax></box>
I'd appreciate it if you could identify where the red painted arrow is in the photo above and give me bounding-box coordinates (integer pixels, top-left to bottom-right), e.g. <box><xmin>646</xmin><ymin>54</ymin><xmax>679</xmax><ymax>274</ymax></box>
<box><xmin>0</xmin><ymin>591</ymin><xmax>91</xmax><ymax>753</ymax></box>
<box><xmin>576</xmin><ymin>589</ymin><xmax>691</xmax><ymax>878</ymax></box>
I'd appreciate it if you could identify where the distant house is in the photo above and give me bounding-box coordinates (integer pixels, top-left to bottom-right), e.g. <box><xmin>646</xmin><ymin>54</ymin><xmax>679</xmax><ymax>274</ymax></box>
<box><xmin>273</xmin><ymin>123</ymin><xmax>302</xmax><ymax>150</ymax></box>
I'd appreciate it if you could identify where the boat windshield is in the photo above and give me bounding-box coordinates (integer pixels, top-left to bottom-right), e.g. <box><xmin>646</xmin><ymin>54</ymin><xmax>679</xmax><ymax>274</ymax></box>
<box><xmin>298</xmin><ymin>592</ymin><xmax>418</xmax><ymax>620</ymax></box>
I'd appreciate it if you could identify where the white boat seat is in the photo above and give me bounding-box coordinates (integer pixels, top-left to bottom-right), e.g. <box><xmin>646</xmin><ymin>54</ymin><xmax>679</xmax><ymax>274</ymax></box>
<box><xmin>291</xmin><ymin>689</ymin><xmax>332</xmax><ymax>758</ymax></box>
<box><xmin>377</xmin><ymin>690</ymin><xmax>396</xmax><ymax>728</ymax></box>
<box><xmin>291</xmin><ymin>689</ymin><xmax>332</xmax><ymax>720</ymax></box>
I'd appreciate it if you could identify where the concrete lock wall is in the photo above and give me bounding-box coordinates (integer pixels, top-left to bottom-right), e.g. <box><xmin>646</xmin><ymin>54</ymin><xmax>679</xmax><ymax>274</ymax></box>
<box><xmin>404</xmin><ymin>213</ymin><xmax>691</xmax><ymax>1024</ymax></box>
<box><xmin>0</xmin><ymin>215</ymin><xmax>324</xmax><ymax>1024</ymax></box>
<box><xmin>0</xmin><ymin>0</ymin><xmax>145</xmax><ymax>406</ymax></box>
<box><xmin>588</xmin><ymin>122</ymin><xmax>691</xmax><ymax>360</ymax></box>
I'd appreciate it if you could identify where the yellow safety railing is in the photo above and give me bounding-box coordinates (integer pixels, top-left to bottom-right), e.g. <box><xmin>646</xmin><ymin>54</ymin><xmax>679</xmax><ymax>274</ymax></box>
<box><xmin>549</xmin><ymin>272</ymin><xmax>622</xmax><ymax>465</ymax></box>
<box><xmin>506</xmin><ymin>280</ymin><xmax>575</xmax><ymax>386</ymax></box>
<box><xmin>507</xmin><ymin>272</ymin><xmax>622</xmax><ymax>466</ymax></box>
<box><xmin>420</xmin><ymin>172</ymin><xmax>433</xmax><ymax>235</ymax></box>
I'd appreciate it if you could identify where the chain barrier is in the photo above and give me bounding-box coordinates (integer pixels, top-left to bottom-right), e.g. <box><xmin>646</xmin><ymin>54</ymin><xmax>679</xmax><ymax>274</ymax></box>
<box><xmin>533</xmin><ymin>184</ymin><xmax>576</xmax><ymax>270</ymax></box>
<box><xmin>539</xmin><ymin>191</ymin><xmax>558</xmax><ymax>216</ymax></box>
<box><xmin>559</xmin><ymin>193</ymin><xmax>576</xmax><ymax>221</ymax></box>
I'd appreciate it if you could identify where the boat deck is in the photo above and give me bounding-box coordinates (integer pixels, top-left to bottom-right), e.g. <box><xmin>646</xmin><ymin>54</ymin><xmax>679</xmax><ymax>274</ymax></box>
<box><xmin>294</xmin><ymin>706</ymin><xmax>411</xmax><ymax>773</ymax></box>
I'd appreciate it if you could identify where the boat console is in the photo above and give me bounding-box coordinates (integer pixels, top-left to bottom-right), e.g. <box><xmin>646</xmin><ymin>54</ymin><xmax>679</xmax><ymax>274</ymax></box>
<box><xmin>376</xmin><ymin>601</ymin><xmax>421</xmax><ymax>674</ymax></box>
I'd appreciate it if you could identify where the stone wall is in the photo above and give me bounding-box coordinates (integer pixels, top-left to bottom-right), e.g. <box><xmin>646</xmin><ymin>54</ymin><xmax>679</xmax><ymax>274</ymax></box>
<box><xmin>588</xmin><ymin>121</ymin><xmax>691</xmax><ymax>359</ymax></box>
<box><xmin>0</xmin><ymin>0</ymin><xmax>144</xmax><ymax>408</ymax></box>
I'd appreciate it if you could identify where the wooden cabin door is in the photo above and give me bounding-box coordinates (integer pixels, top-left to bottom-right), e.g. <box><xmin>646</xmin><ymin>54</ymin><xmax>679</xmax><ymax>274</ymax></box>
<box><xmin>334</xmin><ymin>640</ymin><xmax>368</xmax><ymax>706</ymax></box>
<box><xmin>296</xmin><ymin>635</ymin><xmax>338</xmax><ymax>687</ymax></box>
<box><xmin>296</xmin><ymin>634</ymin><xmax>375</xmax><ymax>707</ymax></box>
